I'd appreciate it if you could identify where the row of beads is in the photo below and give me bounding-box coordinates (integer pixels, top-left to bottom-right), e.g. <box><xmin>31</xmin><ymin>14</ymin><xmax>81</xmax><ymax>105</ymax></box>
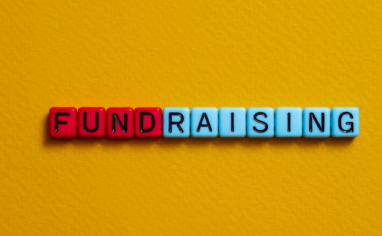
<box><xmin>49</xmin><ymin>107</ymin><xmax>359</xmax><ymax>138</ymax></box>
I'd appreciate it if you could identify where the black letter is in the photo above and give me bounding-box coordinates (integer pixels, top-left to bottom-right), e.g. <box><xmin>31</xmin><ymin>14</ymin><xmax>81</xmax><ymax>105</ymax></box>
<box><xmin>169</xmin><ymin>112</ymin><xmax>184</xmax><ymax>133</ymax></box>
<box><xmin>140</xmin><ymin>112</ymin><xmax>155</xmax><ymax>133</ymax></box>
<box><xmin>112</xmin><ymin>113</ymin><xmax>127</xmax><ymax>133</ymax></box>
<box><xmin>338</xmin><ymin>112</ymin><xmax>354</xmax><ymax>133</ymax></box>
<box><xmin>55</xmin><ymin>113</ymin><xmax>70</xmax><ymax>132</ymax></box>
<box><xmin>83</xmin><ymin>112</ymin><xmax>99</xmax><ymax>132</ymax></box>
<box><xmin>196</xmin><ymin>113</ymin><xmax>212</xmax><ymax>132</ymax></box>
<box><xmin>287</xmin><ymin>112</ymin><xmax>291</xmax><ymax>132</ymax></box>
<box><xmin>231</xmin><ymin>112</ymin><xmax>234</xmax><ymax>132</ymax></box>
<box><xmin>253</xmin><ymin>112</ymin><xmax>268</xmax><ymax>133</ymax></box>
<box><xmin>309</xmin><ymin>113</ymin><xmax>325</xmax><ymax>132</ymax></box>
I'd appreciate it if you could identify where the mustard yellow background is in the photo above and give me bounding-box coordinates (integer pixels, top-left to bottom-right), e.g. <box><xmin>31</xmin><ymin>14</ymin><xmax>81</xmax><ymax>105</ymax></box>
<box><xmin>1</xmin><ymin>0</ymin><xmax>381</xmax><ymax>235</ymax></box>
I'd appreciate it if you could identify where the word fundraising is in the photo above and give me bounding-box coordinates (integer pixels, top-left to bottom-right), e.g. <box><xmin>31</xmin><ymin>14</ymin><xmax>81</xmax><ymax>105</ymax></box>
<box><xmin>49</xmin><ymin>107</ymin><xmax>359</xmax><ymax>138</ymax></box>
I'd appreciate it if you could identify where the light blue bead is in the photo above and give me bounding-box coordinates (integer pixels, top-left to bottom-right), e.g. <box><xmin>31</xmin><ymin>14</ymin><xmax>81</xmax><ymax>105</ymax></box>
<box><xmin>247</xmin><ymin>107</ymin><xmax>274</xmax><ymax>138</ymax></box>
<box><xmin>218</xmin><ymin>107</ymin><xmax>246</xmax><ymax>137</ymax></box>
<box><xmin>163</xmin><ymin>107</ymin><xmax>190</xmax><ymax>138</ymax></box>
<box><xmin>331</xmin><ymin>107</ymin><xmax>359</xmax><ymax>137</ymax></box>
<box><xmin>191</xmin><ymin>107</ymin><xmax>218</xmax><ymax>138</ymax></box>
<box><xmin>303</xmin><ymin>107</ymin><xmax>330</xmax><ymax>138</ymax></box>
<box><xmin>275</xmin><ymin>107</ymin><xmax>302</xmax><ymax>137</ymax></box>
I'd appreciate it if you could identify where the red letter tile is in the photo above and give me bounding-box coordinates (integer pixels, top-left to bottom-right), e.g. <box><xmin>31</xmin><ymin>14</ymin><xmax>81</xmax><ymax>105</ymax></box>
<box><xmin>106</xmin><ymin>107</ymin><xmax>134</xmax><ymax>138</ymax></box>
<box><xmin>135</xmin><ymin>107</ymin><xmax>162</xmax><ymax>138</ymax></box>
<box><xmin>78</xmin><ymin>107</ymin><xmax>105</xmax><ymax>138</ymax></box>
<box><xmin>49</xmin><ymin>107</ymin><xmax>77</xmax><ymax>138</ymax></box>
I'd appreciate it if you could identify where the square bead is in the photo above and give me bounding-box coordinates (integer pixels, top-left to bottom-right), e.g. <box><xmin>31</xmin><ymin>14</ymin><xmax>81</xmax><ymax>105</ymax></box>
<box><xmin>163</xmin><ymin>107</ymin><xmax>190</xmax><ymax>138</ymax></box>
<box><xmin>303</xmin><ymin>107</ymin><xmax>330</xmax><ymax>138</ymax></box>
<box><xmin>106</xmin><ymin>107</ymin><xmax>134</xmax><ymax>138</ymax></box>
<box><xmin>219</xmin><ymin>107</ymin><xmax>246</xmax><ymax>137</ymax></box>
<box><xmin>78</xmin><ymin>107</ymin><xmax>106</xmax><ymax>137</ymax></box>
<box><xmin>275</xmin><ymin>107</ymin><xmax>302</xmax><ymax>137</ymax></box>
<box><xmin>49</xmin><ymin>107</ymin><xmax>77</xmax><ymax>138</ymax></box>
<box><xmin>134</xmin><ymin>107</ymin><xmax>162</xmax><ymax>138</ymax></box>
<box><xmin>191</xmin><ymin>107</ymin><xmax>218</xmax><ymax>138</ymax></box>
<box><xmin>331</xmin><ymin>107</ymin><xmax>359</xmax><ymax>137</ymax></box>
<box><xmin>247</xmin><ymin>107</ymin><xmax>274</xmax><ymax>138</ymax></box>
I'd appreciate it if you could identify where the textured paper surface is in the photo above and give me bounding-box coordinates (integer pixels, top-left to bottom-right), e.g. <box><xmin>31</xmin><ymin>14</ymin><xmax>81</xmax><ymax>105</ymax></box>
<box><xmin>0</xmin><ymin>0</ymin><xmax>381</xmax><ymax>235</ymax></box>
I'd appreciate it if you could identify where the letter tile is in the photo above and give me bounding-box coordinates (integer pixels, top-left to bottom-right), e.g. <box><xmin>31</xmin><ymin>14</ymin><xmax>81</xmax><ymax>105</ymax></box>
<box><xmin>78</xmin><ymin>107</ymin><xmax>106</xmax><ymax>137</ymax></box>
<box><xmin>134</xmin><ymin>107</ymin><xmax>162</xmax><ymax>138</ymax></box>
<box><xmin>219</xmin><ymin>107</ymin><xmax>246</xmax><ymax>137</ymax></box>
<box><xmin>275</xmin><ymin>107</ymin><xmax>302</xmax><ymax>137</ymax></box>
<box><xmin>163</xmin><ymin>107</ymin><xmax>190</xmax><ymax>138</ymax></box>
<box><xmin>106</xmin><ymin>107</ymin><xmax>134</xmax><ymax>138</ymax></box>
<box><xmin>331</xmin><ymin>107</ymin><xmax>359</xmax><ymax>137</ymax></box>
<box><xmin>49</xmin><ymin>107</ymin><xmax>77</xmax><ymax>138</ymax></box>
<box><xmin>303</xmin><ymin>107</ymin><xmax>330</xmax><ymax>138</ymax></box>
<box><xmin>247</xmin><ymin>107</ymin><xmax>274</xmax><ymax>138</ymax></box>
<box><xmin>191</xmin><ymin>107</ymin><xmax>218</xmax><ymax>138</ymax></box>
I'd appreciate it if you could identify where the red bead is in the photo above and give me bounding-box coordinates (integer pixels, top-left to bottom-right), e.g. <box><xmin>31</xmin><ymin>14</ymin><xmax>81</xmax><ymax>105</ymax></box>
<box><xmin>134</xmin><ymin>107</ymin><xmax>162</xmax><ymax>138</ymax></box>
<box><xmin>106</xmin><ymin>107</ymin><xmax>134</xmax><ymax>138</ymax></box>
<box><xmin>49</xmin><ymin>107</ymin><xmax>77</xmax><ymax>138</ymax></box>
<box><xmin>78</xmin><ymin>107</ymin><xmax>105</xmax><ymax>138</ymax></box>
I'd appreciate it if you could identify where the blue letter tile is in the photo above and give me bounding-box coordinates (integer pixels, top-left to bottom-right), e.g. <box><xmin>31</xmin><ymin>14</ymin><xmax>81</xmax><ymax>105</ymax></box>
<box><xmin>275</xmin><ymin>107</ymin><xmax>302</xmax><ymax>137</ymax></box>
<box><xmin>163</xmin><ymin>107</ymin><xmax>190</xmax><ymax>138</ymax></box>
<box><xmin>219</xmin><ymin>107</ymin><xmax>246</xmax><ymax>137</ymax></box>
<box><xmin>303</xmin><ymin>107</ymin><xmax>330</xmax><ymax>138</ymax></box>
<box><xmin>247</xmin><ymin>107</ymin><xmax>274</xmax><ymax>138</ymax></box>
<box><xmin>331</xmin><ymin>107</ymin><xmax>359</xmax><ymax>137</ymax></box>
<box><xmin>191</xmin><ymin>107</ymin><xmax>218</xmax><ymax>138</ymax></box>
